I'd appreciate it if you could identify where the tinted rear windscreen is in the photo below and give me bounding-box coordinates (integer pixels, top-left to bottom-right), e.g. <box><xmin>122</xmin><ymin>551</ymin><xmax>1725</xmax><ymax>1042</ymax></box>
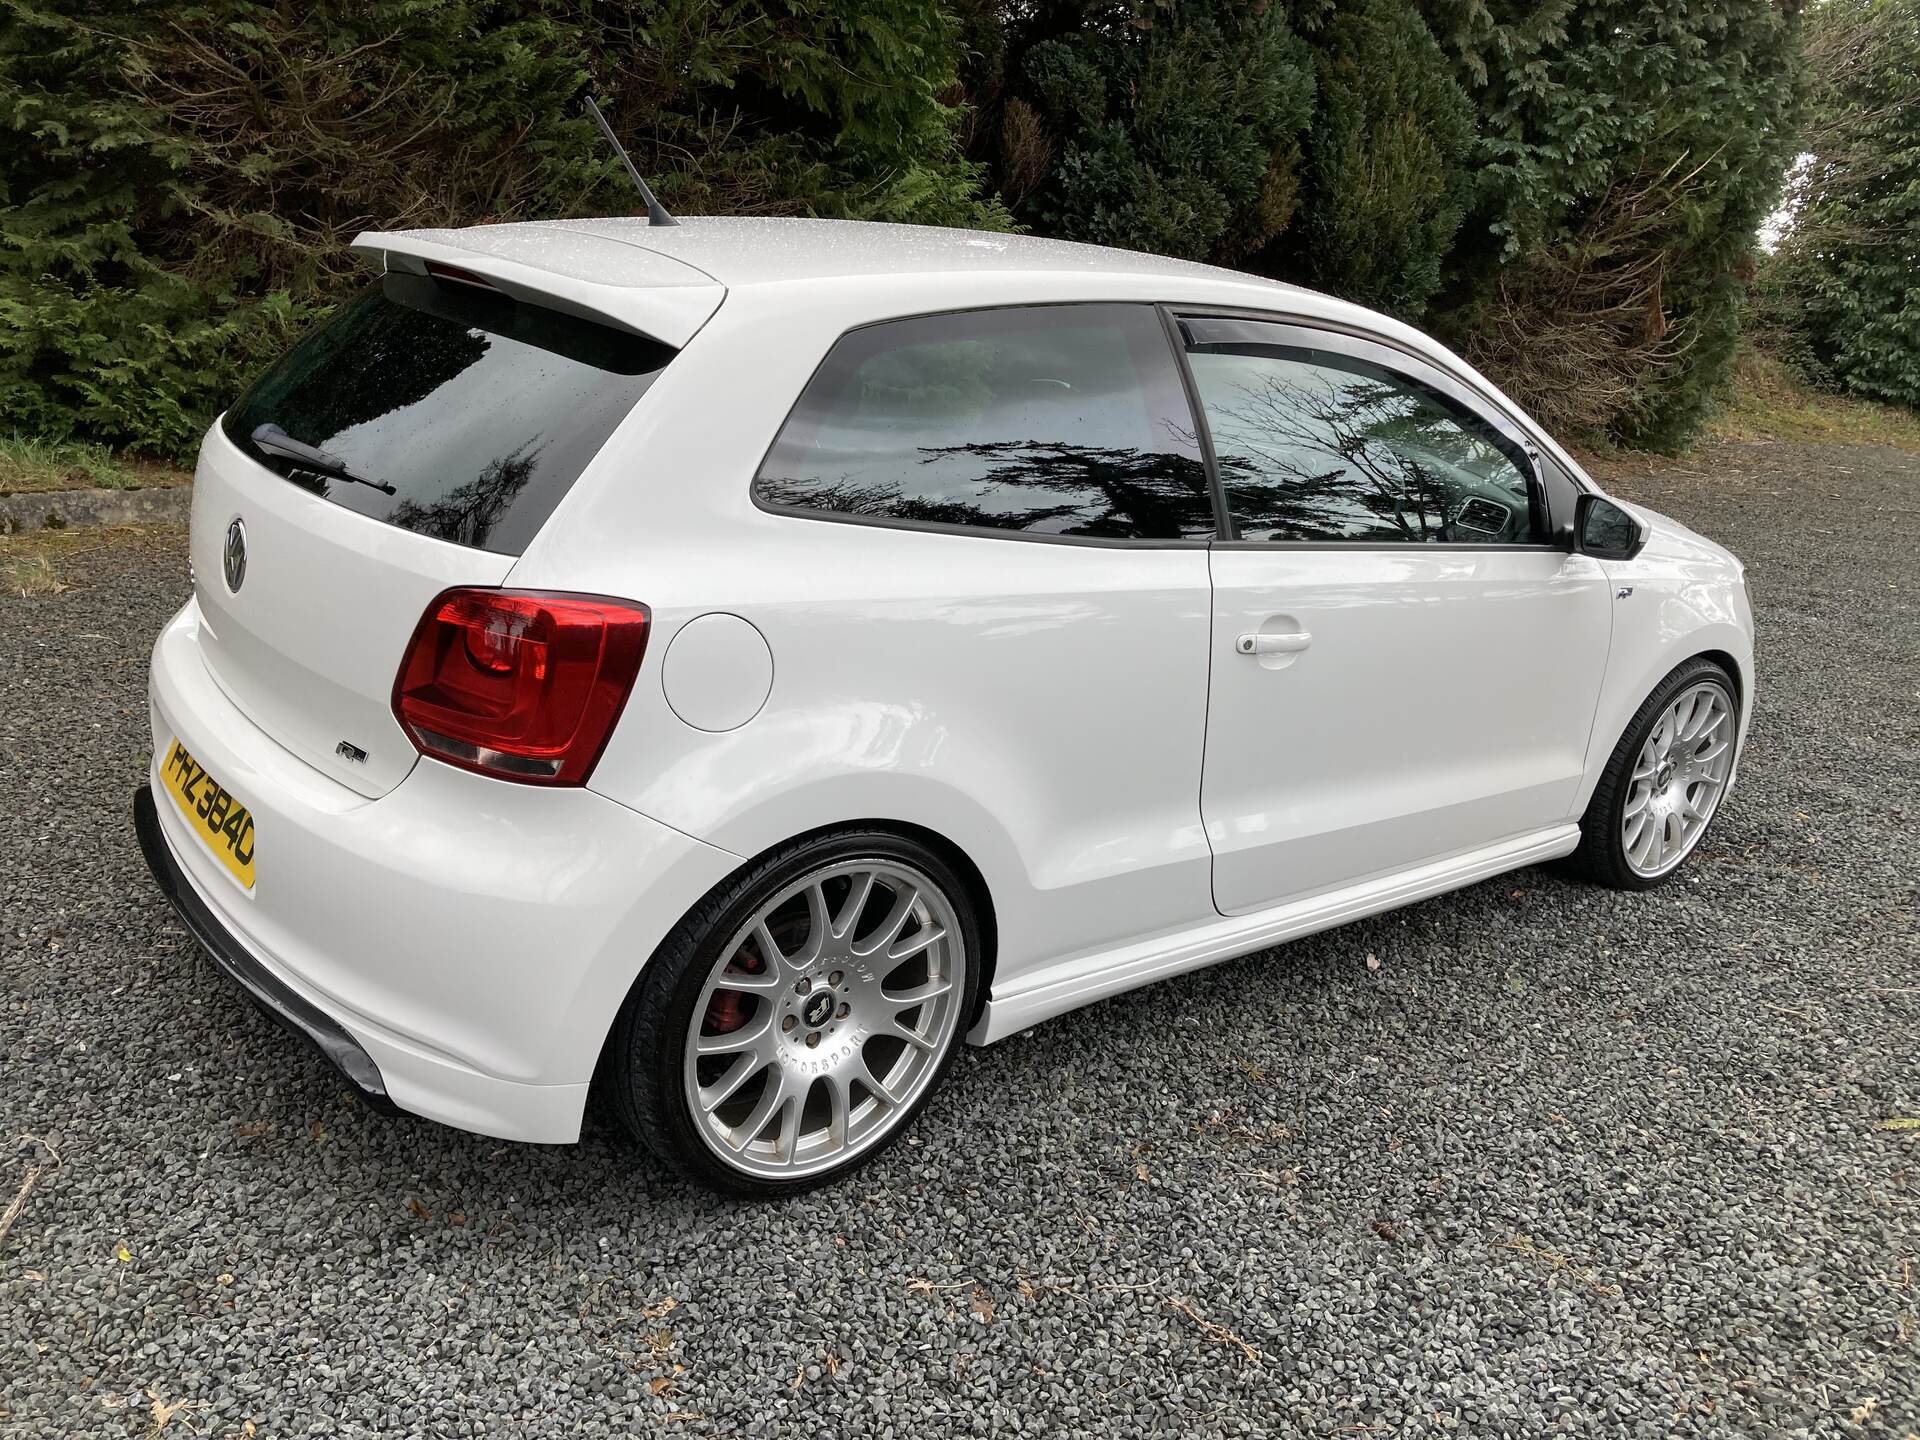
<box><xmin>223</xmin><ymin>273</ymin><xmax>675</xmax><ymax>554</ymax></box>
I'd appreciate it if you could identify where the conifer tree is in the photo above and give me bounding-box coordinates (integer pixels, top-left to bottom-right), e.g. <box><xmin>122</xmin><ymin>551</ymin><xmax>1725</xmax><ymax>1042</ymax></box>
<box><xmin>991</xmin><ymin>1</ymin><xmax>1316</xmax><ymax>265</ymax></box>
<box><xmin>1277</xmin><ymin>0</ymin><xmax>1476</xmax><ymax>318</ymax></box>
<box><xmin>1427</xmin><ymin>0</ymin><xmax>1802</xmax><ymax>449</ymax></box>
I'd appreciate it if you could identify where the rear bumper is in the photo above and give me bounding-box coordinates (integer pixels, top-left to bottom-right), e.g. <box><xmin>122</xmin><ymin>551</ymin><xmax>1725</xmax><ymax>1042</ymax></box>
<box><xmin>135</xmin><ymin>784</ymin><xmax>397</xmax><ymax>1112</ymax></box>
<box><xmin>142</xmin><ymin>597</ymin><xmax>745</xmax><ymax>1143</ymax></box>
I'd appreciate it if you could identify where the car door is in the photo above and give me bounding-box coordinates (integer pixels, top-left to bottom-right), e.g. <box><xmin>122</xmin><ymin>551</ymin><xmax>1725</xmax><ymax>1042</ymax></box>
<box><xmin>1176</xmin><ymin>314</ymin><xmax>1613</xmax><ymax>915</ymax></box>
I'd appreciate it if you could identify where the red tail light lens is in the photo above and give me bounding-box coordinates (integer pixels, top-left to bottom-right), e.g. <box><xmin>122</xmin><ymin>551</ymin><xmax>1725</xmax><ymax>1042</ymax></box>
<box><xmin>393</xmin><ymin>589</ymin><xmax>649</xmax><ymax>785</ymax></box>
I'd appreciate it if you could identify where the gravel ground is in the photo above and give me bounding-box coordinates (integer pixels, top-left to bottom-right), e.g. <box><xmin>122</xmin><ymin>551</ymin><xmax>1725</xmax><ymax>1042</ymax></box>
<box><xmin>2</xmin><ymin>440</ymin><xmax>1916</xmax><ymax>1439</ymax></box>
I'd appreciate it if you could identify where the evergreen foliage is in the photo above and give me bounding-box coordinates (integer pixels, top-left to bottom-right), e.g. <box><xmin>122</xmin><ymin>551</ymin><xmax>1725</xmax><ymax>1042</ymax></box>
<box><xmin>989</xmin><ymin>1</ymin><xmax>1316</xmax><ymax>264</ymax></box>
<box><xmin>1426</xmin><ymin>0</ymin><xmax>1803</xmax><ymax>449</ymax></box>
<box><xmin>1278</xmin><ymin>0</ymin><xmax>1475</xmax><ymax>317</ymax></box>
<box><xmin>1759</xmin><ymin>0</ymin><xmax>1920</xmax><ymax>408</ymax></box>
<box><xmin>0</xmin><ymin>0</ymin><xmax>1821</xmax><ymax>457</ymax></box>
<box><xmin>0</xmin><ymin>1</ymin><xmax>1005</xmax><ymax>459</ymax></box>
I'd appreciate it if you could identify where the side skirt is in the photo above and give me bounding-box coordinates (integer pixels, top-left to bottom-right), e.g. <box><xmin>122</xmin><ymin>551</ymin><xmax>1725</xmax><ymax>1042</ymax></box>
<box><xmin>968</xmin><ymin>825</ymin><xmax>1581</xmax><ymax>1045</ymax></box>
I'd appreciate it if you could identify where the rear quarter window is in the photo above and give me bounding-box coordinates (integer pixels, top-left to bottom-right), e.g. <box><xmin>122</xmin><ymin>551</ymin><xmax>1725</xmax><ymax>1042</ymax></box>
<box><xmin>753</xmin><ymin>303</ymin><xmax>1215</xmax><ymax>541</ymax></box>
<box><xmin>223</xmin><ymin>273</ymin><xmax>675</xmax><ymax>555</ymax></box>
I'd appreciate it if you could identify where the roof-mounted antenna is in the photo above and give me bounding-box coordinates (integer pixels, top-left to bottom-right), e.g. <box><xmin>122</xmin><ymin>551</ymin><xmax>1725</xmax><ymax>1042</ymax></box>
<box><xmin>582</xmin><ymin>95</ymin><xmax>678</xmax><ymax>227</ymax></box>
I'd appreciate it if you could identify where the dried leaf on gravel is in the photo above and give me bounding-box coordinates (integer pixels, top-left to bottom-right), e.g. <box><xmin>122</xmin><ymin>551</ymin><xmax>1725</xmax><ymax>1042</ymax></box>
<box><xmin>143</xmin><ymin>1387</ymin><xmax>204</xmax><ymax>1435</ymax></box>
<box><xmin>1366</xmin><ymin>952</ymin><xmax>1381</xmax><ymax>972</ymax></box>
<box><xmin>970</xmin><ymin>1285</ymin><xmax>995</xmax><ymax>1323</ymax></box>
<box><xmin>405</xmin><ymin>1198</ymin><xmax>431</xmax><ymax>1221</ymax></box>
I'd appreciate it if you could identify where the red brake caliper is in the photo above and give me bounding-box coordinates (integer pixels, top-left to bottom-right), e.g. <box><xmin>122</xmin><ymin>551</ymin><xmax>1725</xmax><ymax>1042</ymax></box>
<box><xmin>703</xmin><ymin>950</ymin><xmax>763</xmax><ymax>1035</ymax></box>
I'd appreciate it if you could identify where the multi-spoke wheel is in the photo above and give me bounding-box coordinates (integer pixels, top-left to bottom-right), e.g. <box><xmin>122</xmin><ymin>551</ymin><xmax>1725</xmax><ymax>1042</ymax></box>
<box><xmin>1570</xmin><ymin>658</ymin><xmax>1739</xmax><ymax>890</ymax></box>
<box><xmin>607</xmin><ymin>831</ymin><xmax>979</xmax><ymax>1195</ymax></box>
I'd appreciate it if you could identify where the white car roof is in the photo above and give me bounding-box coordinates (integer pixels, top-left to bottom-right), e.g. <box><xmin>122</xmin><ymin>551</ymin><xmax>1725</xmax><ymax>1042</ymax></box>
<box><xmin>559</xmin><ymin>216</ymin><xmax>1312</xmax><ymax>290</ymax></box>
<box><xmin>351</xmin><ymin>215</ymin><xmax>1360</xmax><ymax>335</ymax></box>
<box><xmin>363</xmin><ymin>215</ymin><xmax>1315</xmax><ymax>292</ymax></box>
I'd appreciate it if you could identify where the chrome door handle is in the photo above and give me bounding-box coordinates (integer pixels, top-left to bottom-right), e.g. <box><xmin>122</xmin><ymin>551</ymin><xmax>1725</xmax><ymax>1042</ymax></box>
<box><xmin>1236</xmin><ymin>631</ymin><xmax>1312</xmax><ymax>656</ymax></box>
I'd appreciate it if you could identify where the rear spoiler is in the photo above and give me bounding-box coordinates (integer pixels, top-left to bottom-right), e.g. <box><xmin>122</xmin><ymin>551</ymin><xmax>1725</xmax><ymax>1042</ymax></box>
<box><xmin>351</xmin><ymin>225</ymin><xmax>724</xmax><ymax>348</ymax></box>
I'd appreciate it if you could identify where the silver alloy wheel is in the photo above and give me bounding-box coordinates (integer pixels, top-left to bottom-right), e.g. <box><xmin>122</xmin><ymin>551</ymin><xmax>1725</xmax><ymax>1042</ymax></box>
<box><xmin>1622</xmin><ymin>680</ymin><xmax>1734</xmax><ymax>878</ymax></box>
<box><xmin>682</xmin><ymin>858</ymin><xmax>965</xmax><ymax>1180</ymax></box>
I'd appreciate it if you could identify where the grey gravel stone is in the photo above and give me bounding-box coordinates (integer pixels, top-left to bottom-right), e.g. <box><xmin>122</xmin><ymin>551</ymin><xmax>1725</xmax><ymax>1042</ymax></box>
<box><xmin>1</xmin><ymin>441</ymin><xmax>1915</xmax><ymax>1437</ymax></box>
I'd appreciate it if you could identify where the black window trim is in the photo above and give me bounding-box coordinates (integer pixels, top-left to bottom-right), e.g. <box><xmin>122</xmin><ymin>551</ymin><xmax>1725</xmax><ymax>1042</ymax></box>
<box><xmin>1166</xmin><ymin>304</ymin><xmax>1587</xmax><ymax>552</ymax></box>
<box><xmin>747</xmin><ymin>299</ymin><xmax>1221</xmax><ymax>550</ymax></box>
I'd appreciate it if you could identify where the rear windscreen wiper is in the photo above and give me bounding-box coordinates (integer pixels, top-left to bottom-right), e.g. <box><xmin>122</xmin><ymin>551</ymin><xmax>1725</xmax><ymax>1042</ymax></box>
<box><xmin>250</xmin><ymin>423</ymin><xmax>397</xmax><ymax>496</ymax></box>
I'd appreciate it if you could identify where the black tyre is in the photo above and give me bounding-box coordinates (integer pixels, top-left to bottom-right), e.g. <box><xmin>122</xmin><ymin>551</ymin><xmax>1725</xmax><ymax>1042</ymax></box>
<box><xmin>1568</xmin><ymin>657</ymin><xmax>1739</xmax><ymax>890</ymax></box>
<box><xmin>607</xmin><ymin>828</ymin><xmax>981</xmax><ymax>1197</ymax></box>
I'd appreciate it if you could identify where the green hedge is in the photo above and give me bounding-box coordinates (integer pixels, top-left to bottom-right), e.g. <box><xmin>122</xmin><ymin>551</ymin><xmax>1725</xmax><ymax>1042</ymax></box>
<box><xmin>2</xmin><ymin>0</ymin><xmax>1812</xmax><ymax>458</ymax></box>
<box><xmin>0</xmin><ymin>0</ymin><xmax>1006</xmax><ymax>461</ymax></box>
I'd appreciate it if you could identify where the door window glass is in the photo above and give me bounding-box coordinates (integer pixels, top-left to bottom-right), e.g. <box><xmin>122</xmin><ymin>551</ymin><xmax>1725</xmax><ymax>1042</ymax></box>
<box><xmin>755</xmin><ymin>305</ymin><xmax>1214</xmax><ymax>540</ymax></box>
<box><xmin>1182</xmin><ymin>319</ymin><xmax>1537</xmax><ymax>544</ymax></box>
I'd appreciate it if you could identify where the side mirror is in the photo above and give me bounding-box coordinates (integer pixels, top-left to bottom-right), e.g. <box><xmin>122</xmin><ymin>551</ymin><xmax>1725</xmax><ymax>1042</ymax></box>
<box><xmin>1574</xmin><ymin>492</ymin><xmax>1649</xmax><ymax>561</ymax></box>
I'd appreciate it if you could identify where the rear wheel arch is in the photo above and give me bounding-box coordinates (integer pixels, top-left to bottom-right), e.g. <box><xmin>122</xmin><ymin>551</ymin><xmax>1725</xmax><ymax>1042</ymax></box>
<box><xmin>589</xmin><ymin>817</ymin><xmax>999</xmax><ymax>1094</ymax></box>
<box><xmin>716</xmin><ymin>818</ymin><xmax>999</xmax><ymax>1029</ymax></box>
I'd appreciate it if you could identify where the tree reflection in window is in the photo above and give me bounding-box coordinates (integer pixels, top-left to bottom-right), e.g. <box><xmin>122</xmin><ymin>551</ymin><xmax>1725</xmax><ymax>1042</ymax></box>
<box><xmin>756</xmin><ymin>305</ymin><xmax>1215</xmax><ymax>541</ymax></box>
<box><xmin>384</xmin><ymin>442</ymin><xmax>541</xmax><ymax>549</ymax></box>
<box><xmin>1185</xmin><ymin>339</ymin><xmax>1535</xmax><ymax>544</ymax></box>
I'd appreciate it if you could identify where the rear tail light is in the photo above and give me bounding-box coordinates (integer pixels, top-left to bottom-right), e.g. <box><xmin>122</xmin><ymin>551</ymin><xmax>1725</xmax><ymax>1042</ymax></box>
<box><xmin>392</xmin><ymin>588</ymin><xmax>649</xmax><ymax>785</ymax></box>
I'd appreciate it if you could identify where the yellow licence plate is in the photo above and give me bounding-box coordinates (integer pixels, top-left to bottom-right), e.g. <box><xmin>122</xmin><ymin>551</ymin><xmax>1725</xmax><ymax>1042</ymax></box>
<box><xmin>160</xmin><ymin>738</ymin><xmax>256</xmax><ymax>889</ymax></box>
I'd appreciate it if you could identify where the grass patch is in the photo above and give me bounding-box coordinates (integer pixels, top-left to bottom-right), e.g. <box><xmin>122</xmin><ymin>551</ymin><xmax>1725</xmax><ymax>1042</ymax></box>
<box><xmin>0</xmin><ymin>433</ymin><xmax>192</xmax><ymax>495</ymax></box>
<box><xmin>2</xmin><ymin>551</ymin><xmax>67</xmax><ymax>596</ymax></box>
<box><xmin>0</xmin><ymin>524</ymin><xmax>174</xmax><ymax>596</ymax></box>
<box><xmin>1709</xmin><ymin>350</ymin><xmax>1920</xmax><ymax>452</ymax></box>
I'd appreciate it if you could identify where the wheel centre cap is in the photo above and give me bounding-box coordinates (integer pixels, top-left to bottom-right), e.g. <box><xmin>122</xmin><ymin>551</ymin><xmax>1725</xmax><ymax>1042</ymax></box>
<box><xmin>1654</xmin><ymin>758</ymin><xmax>1676</xmax><ymax>789</ymax></box>
<box><xmin>801</xmin><ymin>991</ymin><xmax>834</xmax><ymax>1028</ymax></box>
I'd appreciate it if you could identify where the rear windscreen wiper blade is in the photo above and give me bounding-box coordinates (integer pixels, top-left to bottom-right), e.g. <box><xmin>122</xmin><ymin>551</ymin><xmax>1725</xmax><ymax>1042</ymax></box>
<box><xmin>250</xmin><ymin>423</ymin><xmax>397</xmax><ymax>496</ymax></box>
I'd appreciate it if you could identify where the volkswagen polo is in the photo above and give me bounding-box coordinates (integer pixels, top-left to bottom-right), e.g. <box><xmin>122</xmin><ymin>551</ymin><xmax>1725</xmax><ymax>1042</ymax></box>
<box><xmin>136</xmin><ymin>218</ymin><xmax>1753</xmax><ymax>1194</ymax></box>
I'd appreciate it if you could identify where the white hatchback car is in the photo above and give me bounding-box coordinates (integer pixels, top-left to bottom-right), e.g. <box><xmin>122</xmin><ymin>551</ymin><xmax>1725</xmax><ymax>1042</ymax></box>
<box><xmin>137</xmin><ymin>218</ymin><xmax>1753</xmax><ymax>1194</ymax></box>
